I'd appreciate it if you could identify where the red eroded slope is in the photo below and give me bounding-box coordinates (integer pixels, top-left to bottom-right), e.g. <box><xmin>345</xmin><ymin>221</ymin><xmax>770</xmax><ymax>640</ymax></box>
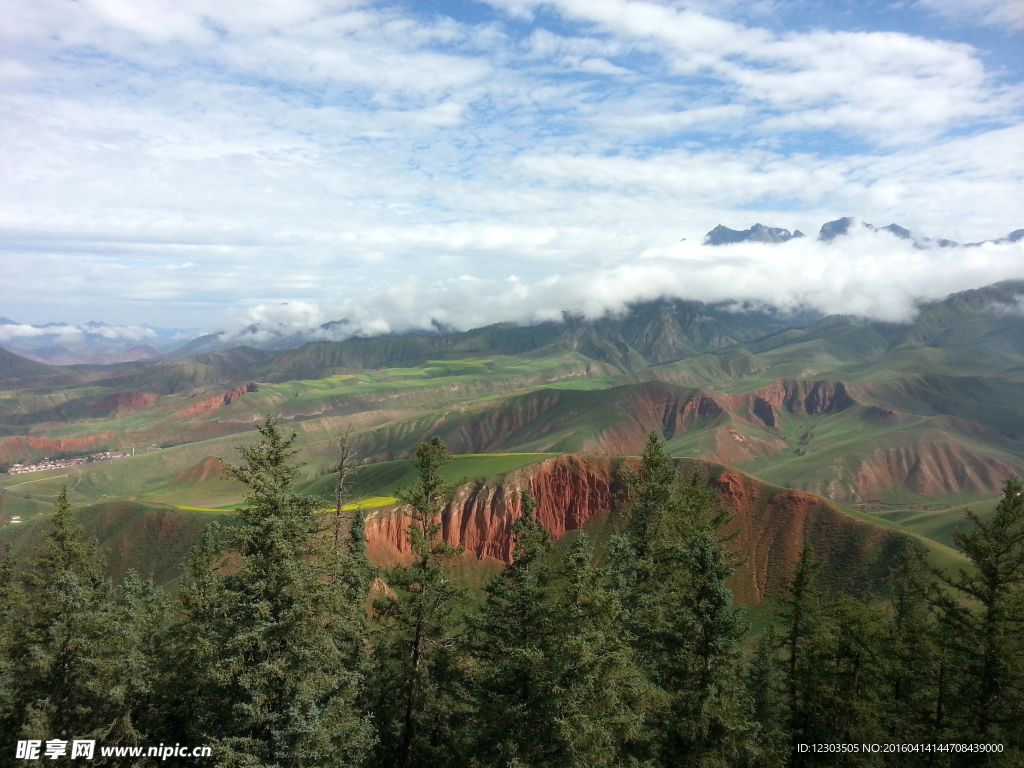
<box><xmin>173</xmin><ymin>383</ymin><xmax>258</xmax><ymax>419</ymax></box>
<box><xmin>171</xmin><ymin>455</ymin><xmax>225</xmax><ymax>485</ymax></box>
<box><xmin>91</xmin><ymin>391</ymin><xmax>159</xmax><ymax>416</ymax></box>
<box><xmin>363</xmin><ymin>455</ymin><xmax>906</xmax><ymax>603</ymax></box>
<box><xmin>0</xmin><ymin>432</ymin><xmax>118</xmax><ymax>463</ymax></box>
<box><xmin>710</xmin><ymin>427</ymin><xmax>787</xmax><ymax>466</ymax></box>
<box><xmin>353</xmin><ymin>378</ymin><xmax>858</xmax><ymax>463</ymax></box>
<box><xmin>850</xmin><ymin>431</ymin><xmax>1019</xmax><ymax>500</ymax></box>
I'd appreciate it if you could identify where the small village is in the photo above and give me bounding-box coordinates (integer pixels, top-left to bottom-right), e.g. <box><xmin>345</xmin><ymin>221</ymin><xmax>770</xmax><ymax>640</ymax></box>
<box><xmin>6</xmin><ymin>451</ymin><xmax>130</xmax><ymax>475</ymax></box>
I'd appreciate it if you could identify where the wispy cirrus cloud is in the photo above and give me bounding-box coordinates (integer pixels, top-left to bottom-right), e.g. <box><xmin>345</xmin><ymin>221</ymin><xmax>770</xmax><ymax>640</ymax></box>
<box><xmin>917</xmin><ymin>0</ymin><xmax>1024</xmax><ymax>32</ymax></box>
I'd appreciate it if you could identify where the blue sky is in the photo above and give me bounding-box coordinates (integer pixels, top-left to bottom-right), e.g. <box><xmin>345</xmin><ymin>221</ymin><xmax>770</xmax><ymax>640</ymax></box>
<box><xmin>0</xmin><ymin>0</ymin><xmax>1022</xmax><ymax>341</ymax></box>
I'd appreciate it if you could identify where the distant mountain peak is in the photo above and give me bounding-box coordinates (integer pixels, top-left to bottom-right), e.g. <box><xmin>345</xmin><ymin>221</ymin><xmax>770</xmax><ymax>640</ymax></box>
<box><xmin>704</xmin><ymin>223</ymin><xmax>803</xmax><ymax>245</ymax></box>
<box><xmin>704</xmin><ymin>217</ymin><xmax>1020</xmax><ymax>248</ymax></box>
<box><xmin>880</xmin><ymin>223</ymin><xmax>912</xmax><ymax>240</ymax></box>
<box><xmin>817</xmin><ymin>217</ymin><xmax>855</xmax><ymax>242</ymax></box>
<box><xmin>819</xmin><ymin>218</ymin><xmax>925</xmax><ymax>244</ymax></box>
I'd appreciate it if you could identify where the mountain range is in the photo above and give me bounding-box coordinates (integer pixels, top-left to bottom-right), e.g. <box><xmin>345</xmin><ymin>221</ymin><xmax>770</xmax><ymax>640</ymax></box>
<box><xmin>706</xmin><ymin>216</ymin><xmax>1023</xmax><ymax>247</ymax></box>
<box><xmin>6</xmin><ymin>219</ymin><xmax>1019</xmax><ymax>364</ymax></box>
<box><xmin>1</xmin><ymin>227</ymin><xmax>1022</xmax><ymax>603</ymax></box>
<box><xmin>0</xmin><ymin>320</ymin><xmax>195</xmax><ymax>365</ymax></box>
<box><xmin>0</xmin><ymin>279</ymin><xmax>1021</xmax><ymax>508</ymax></box>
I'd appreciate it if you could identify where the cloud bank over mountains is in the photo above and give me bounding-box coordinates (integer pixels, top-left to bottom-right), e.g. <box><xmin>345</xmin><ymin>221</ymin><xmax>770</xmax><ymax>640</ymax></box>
<box><xmin>0</xmin><ymin>321</ymin><xmax>156</xmax><ymax>345</ymax></box>
<box><xmin>212</xmin><ymin>224</ymin><xmax>1024</xmax><ymax>346</ymax></box>
<box><xmin>0</xmin><ymin>0</ymin><xmax>1021</xmax><ymax>331</ymax></box>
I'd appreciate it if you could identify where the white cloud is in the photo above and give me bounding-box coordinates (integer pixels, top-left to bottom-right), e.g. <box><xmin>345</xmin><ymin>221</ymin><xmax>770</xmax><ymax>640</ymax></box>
<box><xmin>0</xmin><ymin>323</ymin><xmax>155</xmax><ymax>343</ymax></box>
<box><xmin>917</xmin><ymin>0</ymin><xmax>1024</xmax><ymax>31</ymax></box>
<box><xmin>504</xmin><ymin>0</ymin><xmax>1022</xmax><ymax>144</ymax></box>
<box><xmin>205</xmin><ymin>231</ymin><xmax>1024</xmax><ymax>342</ymax></box>
<box><xmin>0</xmin><ymin>0</ymin><xmax>1020</xmax><ymax>330</ymax></box>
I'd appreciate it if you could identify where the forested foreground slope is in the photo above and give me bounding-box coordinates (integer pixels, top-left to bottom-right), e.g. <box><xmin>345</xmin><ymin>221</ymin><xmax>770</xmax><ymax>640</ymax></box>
<box><xmin>1</xmin><ymin>424</ymin><xmax>1021</xmax><ymax>767</ymax></box>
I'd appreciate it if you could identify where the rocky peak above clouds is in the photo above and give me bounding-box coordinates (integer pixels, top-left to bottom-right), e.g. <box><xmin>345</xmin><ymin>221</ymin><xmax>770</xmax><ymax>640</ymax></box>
<box><xmin>703</xmin><ymin>223</ymin><xmax>805</xmax><ymax>245</ymax></box>
<box><xmin>705</xmin><ymin>218</ymin><xmax>1021</xmax><ymax>248</ymax></box>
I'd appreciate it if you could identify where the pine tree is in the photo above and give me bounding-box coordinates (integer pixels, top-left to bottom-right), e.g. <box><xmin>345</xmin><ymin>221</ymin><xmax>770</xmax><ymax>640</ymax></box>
<box><xmin>781</xmin><ymin>542</ymin><xmax>822</xmax><ymax>767</ymax></box>
<box><xmin>883</xmin><ymin>545</ymin><xmax>946</xmax><ymax>762</ymax></box>
<box><xmin>468</xmin><ymin>491</ymin><xmax>561</xmax><ymax>767</ymax></box>
<box><xmin>782</xmin><ymin>544</ymin><xmax>891</xmax><ymax>767</ymax></box>
<box><xmin>745</xmin><ymin>626</ymin><xmax>786</xmax><ymax>768</ymax></box>
<box><xmin>174</xmin><ymin>417</ymin><xmax>375</xmax><ymax>767</ymax></box>
<box><xmin>932</xmin><ymin>475</ymin><xmax>1024</xmax><ymax>761</ymax></box>
<box><xmin>155</xmin><ymin>525</ymin><xmax>228</xmax><ymax>748</ymax></box>
<box><xmin>1</xmin><ymin>491</ymin><xmax>172</xmax><ymax>767</ymax></box>
<box><xmin>368</xmin><ymin>437</ymin><xmax>469</xmax><ymax>768</ymax></box>
<box><xmin>15</xmin><ymin>487</ymin><xmax>114</xmax><ymax>745</ymax></box>
<box><xmin>610</xmin><ymin>431</ymin><xmax>751</xmax><ymax>767</ymax></box>
<box><xmin>99</xmin><ymin>570</ymin><xmax>171</xmax><ymax>752</ymax></box>
<box><xmin>545</xmin><ymin>533</ymin><xmax>655</xmax><ymax>768</ymax></box>
<box><xmin>0</xmin><ymin>545</ymin><xmax>26</xmax><ymax>756</ymax></box>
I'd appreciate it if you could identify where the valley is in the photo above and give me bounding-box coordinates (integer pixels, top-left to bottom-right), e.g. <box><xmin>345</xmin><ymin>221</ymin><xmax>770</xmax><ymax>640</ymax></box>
<box><xmin>2</xmin><ymin>280</ymin><xmax>1021</xmax><ymax>602</ymax></box>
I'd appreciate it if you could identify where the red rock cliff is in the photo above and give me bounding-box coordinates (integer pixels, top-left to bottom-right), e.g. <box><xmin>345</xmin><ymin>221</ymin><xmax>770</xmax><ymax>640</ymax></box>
<box><xmin>0</xmin><ymin>432</ymin><xmax>119</xmax><ymax>463</ymax></box>
<box><xmin>363</xmin><ymin>454</ymin><xmax>906</xmax><ymax>604</ymax></box>
<box><xmin>174</xmin><ymin>383</ymin><xmax>258</xmax><ymax>419</ymax></box>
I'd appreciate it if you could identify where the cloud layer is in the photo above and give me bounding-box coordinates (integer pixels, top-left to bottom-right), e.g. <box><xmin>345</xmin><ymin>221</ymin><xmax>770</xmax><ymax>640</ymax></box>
<box><xmin>216</xmin><ymin>230</ymin><xmax>1024</xmax><ymax>343</ymax></box>
<box><xmin>0</xmin><ymin>323</ymin><xmax>155</xmax><ymax>344</ymax></box>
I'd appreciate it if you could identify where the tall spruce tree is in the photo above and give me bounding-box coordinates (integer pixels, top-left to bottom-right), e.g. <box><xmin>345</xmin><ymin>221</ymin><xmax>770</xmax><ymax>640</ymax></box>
<box><xmin>932</xmin><ymin>475</ymin><xmax>1024</xmax><ymax>762</ymax></box>
<box><xmin>368</xmin><ymin>437</ymin><xmax>469</xmax><ymax>768</ymax></box>
<box><xmin>546</xmin><ymin>533</ymin><xmax>655</xmax><ymax>768</ymax></box>
<box><xmin>745</xmin><ymin>626</ymin><xmax>787</xmax><ymax>768</ymax></box>
<box><xmin>0</xmin><ymin>492</ymin><xmax>170</xmax><ymax>767</ymax></box>
<box><xmin>608</xmin><ymin>431</ymin><xmax>751</xmax><ymax>767</ymax></box>
<box><xmin>781</xmin><ymin>542</ymin><xmax>823</xmax><ymax>768</ymax></box>
<box><xmin>14</xmin><ymin>488</ymin><xmax>115</xmax><ymax>746</ymax></box>
<box><xmin>782</xmin><ymin>543</ymin><xmax>891</xmax><ymax>768</ymax></box>
<box><xmin>468</xmin><ymin>491</ymin><xmax>560</xmax><ymax>767</ymax></box>
<box><xmin>99</xmin><ymin>570</ymin><xmax>171</xmax><ymax>753</ymax></box>
<box><xmin>0</xmin><ymin>545</ymin><xmax>25</xmax><ymax>761</ymax></box>
<box><xmin>883</xmin><ymin>545</ymin><xmax>947</xmax><ymax>763</ymax></box>
<box><xmin>174</xmin><ymin>417</ymin><xmax>374</xmax><ymax>768</ymax></box>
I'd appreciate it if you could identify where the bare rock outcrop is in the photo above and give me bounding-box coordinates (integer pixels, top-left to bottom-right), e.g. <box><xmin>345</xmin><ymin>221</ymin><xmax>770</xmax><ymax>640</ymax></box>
<box><xmin>173</xmin><ymin>383</ymin><xmax>258</xmax><ymax>419</ymax></box>
<box><xmin>363</xmin><ymin>454</ymin><xmax>906</xmax><ymax>603</ymax></box>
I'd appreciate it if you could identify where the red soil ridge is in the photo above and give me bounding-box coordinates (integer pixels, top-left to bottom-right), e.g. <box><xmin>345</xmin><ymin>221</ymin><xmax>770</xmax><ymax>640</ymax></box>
<box><xmin>727</xmin><ymin>379</ymin><xmax>854</xmax><ymax>430</ymax></box>
<box><xmin>850</xmin><ymin>433</ymin><xmax>1019</xmax><ymax>500</ymax></box>
<box><xmin>0</xmin><ymin>432</ymin><xmax>118</xmax><ymax>463</ymax></box>
<box><xmin>173</xmin><ymin>383</ymin><xmax>258</xmax><ymax>419</ymax></box>
<box><xmin>92</xmin><ymin>391</ymin><xmax>159</xmax><ymax>416</ymax></box>
<box><xmin>171</xmin><ymin>455</ymin><xmax>225</xmax><ymax>485</ymax></box>
<box><xmin>363</xmin><ymin>454</ymin><xmax>904</xmax><ymax>604</ymax></box>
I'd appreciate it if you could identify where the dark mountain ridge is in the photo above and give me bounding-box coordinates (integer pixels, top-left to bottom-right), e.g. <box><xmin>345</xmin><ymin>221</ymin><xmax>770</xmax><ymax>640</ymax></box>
<box><xmin>705</xmin><ymin>217</ymin><xmax>1021</xmax><ymax>248</ymax></box>
<box><xmin>3</xmin><ymin>281</ymin><xmax>1023</xmax><ymax>395</ymax></box>
<box><xmin>703</xmin><ymin>223</ymin><xmax>804</xmax><ymax>245</ymax></box>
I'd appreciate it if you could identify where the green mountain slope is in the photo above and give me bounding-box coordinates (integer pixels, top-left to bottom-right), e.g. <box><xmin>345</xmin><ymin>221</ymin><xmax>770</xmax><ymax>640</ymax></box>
<box><xmin>1</xmin><ymin>282</ymin><xmax>1022</xmax><ymax>515</ymax></box>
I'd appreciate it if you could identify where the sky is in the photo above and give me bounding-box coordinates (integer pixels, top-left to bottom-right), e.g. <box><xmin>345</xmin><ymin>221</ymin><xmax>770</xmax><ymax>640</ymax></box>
<box><xmin>1</xmin><ymin>0</ymin><xmax>1022</xmax><ymax>343</ymax></box>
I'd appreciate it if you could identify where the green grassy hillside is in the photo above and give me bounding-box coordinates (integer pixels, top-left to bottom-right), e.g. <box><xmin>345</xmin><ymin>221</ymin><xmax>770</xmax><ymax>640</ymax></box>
<box><xmin>869</xmin><ymin>497</ymin><xmax>1001</xmax><ymax>549</ymax></box>
<box><xmin>3</xmin><ymin>452</ymin><xmax>976</xmax><ymax>604</ymax></box>
<box><xmin>1</xmin><ymin>284</ymin><xmax>1022</xmax><ymax>520</ymax></box>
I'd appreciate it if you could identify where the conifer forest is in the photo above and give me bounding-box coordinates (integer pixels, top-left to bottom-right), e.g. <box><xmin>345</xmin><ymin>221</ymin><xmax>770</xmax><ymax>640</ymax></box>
<box><xmin>1</xmin><ymin>419</ymin><xmax>1021</xmax><ymax>767</ymax></box>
